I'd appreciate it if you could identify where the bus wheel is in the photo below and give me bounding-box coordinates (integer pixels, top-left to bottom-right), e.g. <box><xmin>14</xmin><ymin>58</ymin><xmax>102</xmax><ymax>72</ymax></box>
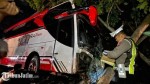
<box><xmin>26</xmin><ymin>55</ymin><xmax>40</xmax><ymax>73</ymax></box>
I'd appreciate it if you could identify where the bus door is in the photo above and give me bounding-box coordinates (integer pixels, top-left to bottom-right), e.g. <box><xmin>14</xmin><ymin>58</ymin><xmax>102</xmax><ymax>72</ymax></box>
<box><xmin>53</xmin><ymin>16</ymin><xmax>74</xmax><ymax>73</ymax></box>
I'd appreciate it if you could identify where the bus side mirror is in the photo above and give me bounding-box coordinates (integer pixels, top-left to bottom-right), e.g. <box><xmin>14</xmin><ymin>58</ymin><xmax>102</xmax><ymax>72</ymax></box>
<box><xmin>88</xmin><ymin>6</ymin><xmax>98</xmax><ymax>26</ymax></box>
<box><xmin>78</xmin><ymin>6</ymin><xmax>98</xmax><ymax>26</ymax></box>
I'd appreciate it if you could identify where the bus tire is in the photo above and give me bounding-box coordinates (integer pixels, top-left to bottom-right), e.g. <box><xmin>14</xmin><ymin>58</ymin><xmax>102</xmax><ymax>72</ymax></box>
<box><xmin>25</xmin><ymin>54</ymin><xmax>40</xmax><ymax>73</ymax></box>
<box><xmin>0</xmin><ymin>39</ymin><xmax>8</xmax><ymax>58</ymax></box>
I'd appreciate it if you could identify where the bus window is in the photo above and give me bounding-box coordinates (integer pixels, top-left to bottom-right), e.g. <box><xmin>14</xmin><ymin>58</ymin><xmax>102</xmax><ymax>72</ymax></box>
<box><xmin>43</xmin><ymin>12</ymin><xmax>58</xmax><ymax>39</ymax></box>
<box><xmin>78</xmin><ymin>15</ymin><xmax>103</xmax><ymax>57</ymax></box>
<box><xmin>43</xmin><ymin>1</ymin><xmax>72</xmax><ymax>39</ymax></box>
<box><xmin>78</xmin><ymin>16</ymin><xmax>99</xmax><ymax>47</ymax></box>
<box><xmin>57</xmin><ymin>16</ymin><xmax>74</xmax><ymax>47</ymax></box>
<box><xmin>5</xmin><ymin>20</ymin><xmax>39</xmax><ymax>38</ymax></box>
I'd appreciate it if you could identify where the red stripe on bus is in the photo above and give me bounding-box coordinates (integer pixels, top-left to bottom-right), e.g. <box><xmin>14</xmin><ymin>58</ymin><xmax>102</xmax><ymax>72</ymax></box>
<box><xmin>4</xmin><ymin>9</ymin><xmax>49</xmax><ymax>33</ymax></box>
<box><xmin>5</xmin><ymin>28</ymin><xmax>39</xmax><ymax>39</ymax></box>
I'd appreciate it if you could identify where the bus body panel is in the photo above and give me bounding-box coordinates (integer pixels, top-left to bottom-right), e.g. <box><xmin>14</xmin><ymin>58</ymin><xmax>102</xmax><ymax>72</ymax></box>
<box><xmin>54</xmin><ymin>41</ymin><xmax>73</xmax><ymax>73</ymax></box>
<box><xmin>2</xmin><ymin>29</ymin><xmax>53</xmax><ymax>68</ymax></box>
<box><xmin>3</xmin><ymin>28</ymin><xmax>74</xmax><ymax>73</ymax></box>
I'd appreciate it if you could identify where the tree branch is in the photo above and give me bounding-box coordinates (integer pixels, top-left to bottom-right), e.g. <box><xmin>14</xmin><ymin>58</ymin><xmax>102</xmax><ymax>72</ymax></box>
<box><xmin>131</xmin><ymin>14</ymin><xmax>150</xmax><ymax>43</ymax></box>
<box><xmin>137</xmin><ymin>35</ymin><xmax>148</xmax><ymax>45</ymax></box>
<box><xmin>98</xmin><ymin>17</ymin><xmax>115</xmax><ymax>32</ymax></box>
<box><xmin>128</xmin><ymin>22</ymin><xmax>135</xmax><ymax>32</ymax></box>
<box><xmin>106</xmin><ymin>2</ymin><xmax>115</xmax><ymax>26</ymax></box>
<box><xmin>97</xmin><ymin>67</ymin><xmax>115</xmax><ymax>84</ymax></box>
<box><xmin>115</xmin><ymin>3</ymin><xmax>124</xmax><ymax>12</ymax></box>
<box><xmin>139</xmin><ymin>51</ymin><xmax>150</xmax><ymax>66</ymax></box>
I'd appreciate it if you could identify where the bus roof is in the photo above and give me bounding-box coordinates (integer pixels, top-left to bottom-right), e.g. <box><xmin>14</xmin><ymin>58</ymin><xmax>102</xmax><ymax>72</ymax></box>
<box><xmin>4</xmin><ymin>1</ymin><xmax>72</xmax><ymax>33</ymax></box>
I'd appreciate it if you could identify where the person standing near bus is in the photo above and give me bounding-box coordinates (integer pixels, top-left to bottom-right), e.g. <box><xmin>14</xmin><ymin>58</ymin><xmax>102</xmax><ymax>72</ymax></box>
<box><xmin>103</xmin><ymin>25</ymin><xmax>137</xmax><ymax>78</ymax></box>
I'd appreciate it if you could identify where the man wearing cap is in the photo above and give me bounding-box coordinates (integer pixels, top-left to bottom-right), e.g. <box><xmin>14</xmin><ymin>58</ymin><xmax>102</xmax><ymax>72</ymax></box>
<box><xmin>103</xmin><ymin>25</ymin><xmax>137</xmax><ymax>77</ymax></box>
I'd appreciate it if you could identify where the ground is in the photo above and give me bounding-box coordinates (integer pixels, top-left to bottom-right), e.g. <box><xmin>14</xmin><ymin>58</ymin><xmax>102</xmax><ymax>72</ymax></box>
<box><xmin>0</xmin><ymin>56</ymin><xmax>149</xmax><ymax>84</ymax></box>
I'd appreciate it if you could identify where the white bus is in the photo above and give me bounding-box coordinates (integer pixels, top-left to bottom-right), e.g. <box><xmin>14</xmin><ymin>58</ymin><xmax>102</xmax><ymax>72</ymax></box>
<box><xmin>1</xmin><ymin>1</ymin><xmax>103</xmax><ymax>75</ymax></box>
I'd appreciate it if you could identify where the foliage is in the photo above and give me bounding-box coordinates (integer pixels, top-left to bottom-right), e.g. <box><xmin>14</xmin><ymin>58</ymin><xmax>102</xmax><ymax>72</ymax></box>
<box><xmin>26</xmin><ymin>0</ymin><xmax>150</xmax><ymax>29</ymax></box>
<box><xmin>74</xmin><ymin>0</ymin><xmax>122</xmax><ymax>27</ymax></box>
<box><xmin>74</xmin><ymin>0</ymin><xmax>150</xmax><ymax>29</ymax></box>
<box><xmin>143</xmin><ymin>31</ymin><xmax>150</xmax><ymax>36</ymax></box>
<box><xmin>137</xmin><ymin>0</ymin><xmax>150</xmax><ymax>14</ymax></box>
<box><xmin>26</xmin><ymin>0</ymin><xmax>67</xmax><ymax>11</ymax></box>
<box><xmin>26</xmin><ymin>0</ymin><xmax>42</xmax><ymax>11</ymax></box>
